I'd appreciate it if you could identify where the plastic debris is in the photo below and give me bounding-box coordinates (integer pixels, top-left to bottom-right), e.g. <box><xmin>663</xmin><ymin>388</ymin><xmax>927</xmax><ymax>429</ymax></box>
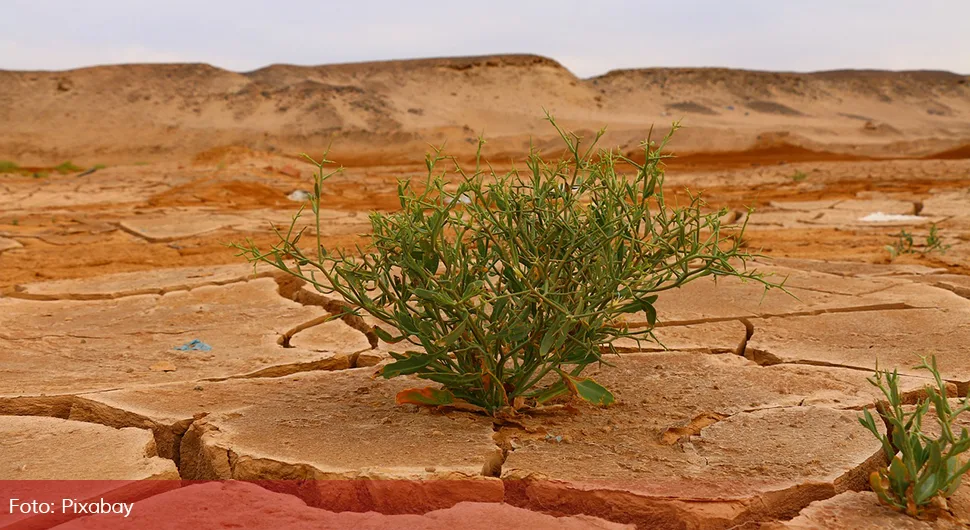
<box><xmin>174</xmin><ymin>339</ymin><xmax>212</xmax><ymax>351</ymax></box>
<box><xmin>859</xmin><ymin>212</ymin><xmax>926</xmax><ymax>223</ymax></box>
<box><xmin>287</xmin><ymin>190</ymin><xmax>312</xmax><ymax>202</ymax></box>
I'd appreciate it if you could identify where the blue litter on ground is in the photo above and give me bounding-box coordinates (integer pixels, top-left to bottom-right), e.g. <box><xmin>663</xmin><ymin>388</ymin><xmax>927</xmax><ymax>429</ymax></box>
<box><xmin>174</xmin><ymin>339</ymin><xmax>212</xmax><ymax>351</ymax></box>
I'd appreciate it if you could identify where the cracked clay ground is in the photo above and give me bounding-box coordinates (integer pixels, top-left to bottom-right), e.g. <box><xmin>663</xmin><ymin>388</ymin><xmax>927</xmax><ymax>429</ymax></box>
<box><xmin>2</xmin><ymin>154</ymin><xmax>970</xmax><ymax>529</ymax></box>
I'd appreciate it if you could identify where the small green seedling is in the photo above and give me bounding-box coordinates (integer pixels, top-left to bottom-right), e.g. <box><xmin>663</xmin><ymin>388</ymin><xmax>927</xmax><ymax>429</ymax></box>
<box><xmin>860</xmin><ymin>356</ymin><xmax>970</xmax><ymax>517</ymax></box>
<box><xmin>886</xmin><ymin>225</ymin><xmax>950</xmax><ymax>260</ymax></box>
<box><xmin>924</xmin><ymin>224</ymin><xmax>951</xmax><ymax>255</ymax></box>
<box><xmin>789</xmin><ymin>170</ymin><xmax>808</xmax><ymax>182</ymax></box>
<box><xmin>886</xmin><ymin>230</ymin><xmax>915</xmax><ymax>260</ymax></box>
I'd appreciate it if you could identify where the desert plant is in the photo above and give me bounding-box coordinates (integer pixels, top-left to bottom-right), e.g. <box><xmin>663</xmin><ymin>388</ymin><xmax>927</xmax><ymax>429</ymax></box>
<box><xmin>789</xmin><ymin>170</ymin><xmax>808</xmax><ymax>182</ymax></box>
<box><xmin>234</xmin><ymin>116</ymin><xmax>775</xmax><ymax>415</ymax></box>
<box><xmin>886</xmin><ymin>230</ymin><xmax>916</xmax><ymax>260</ymax></box>
<box><xmin>860</xmin><ymin>356</ymin><xmax>970</xmax><ymax>517</ymax></box>
<box><xmin>924</xmin><ymin>223</ymin><xmax>951</xmax><ymax>255</ymax></box>
<box><xmin>886</xmin><ymin>225</ymin><xmax>950</xmax><ymax>260</ymax></box>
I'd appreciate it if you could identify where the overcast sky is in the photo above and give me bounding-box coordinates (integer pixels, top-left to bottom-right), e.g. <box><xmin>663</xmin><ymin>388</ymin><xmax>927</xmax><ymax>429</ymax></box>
<box><xmin>1</xmin><ymin>1</ymin><xmax>968</xmax><ymax>77</ymax></box>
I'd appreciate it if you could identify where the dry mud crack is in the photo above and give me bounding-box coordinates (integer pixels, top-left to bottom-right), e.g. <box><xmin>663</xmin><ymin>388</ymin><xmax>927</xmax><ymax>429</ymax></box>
<box><xmin>2</xmin><ymin>254</ymin><xmax>970</xmax><ymax>528</ymax></box>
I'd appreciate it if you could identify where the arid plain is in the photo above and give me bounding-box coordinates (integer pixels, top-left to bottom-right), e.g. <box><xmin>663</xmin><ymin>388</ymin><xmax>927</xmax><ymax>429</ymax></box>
<box><xmin>2</xmin><ymin>55</ymin><xmax>970</xmax><ymax>529</ymax></box>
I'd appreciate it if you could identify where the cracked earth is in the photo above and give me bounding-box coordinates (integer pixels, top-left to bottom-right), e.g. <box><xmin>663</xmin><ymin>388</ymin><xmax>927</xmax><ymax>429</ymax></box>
<box><xmin>2</xmin><ymin>154</ymin><xmax>970</xmax><ymax>529</ymax></box>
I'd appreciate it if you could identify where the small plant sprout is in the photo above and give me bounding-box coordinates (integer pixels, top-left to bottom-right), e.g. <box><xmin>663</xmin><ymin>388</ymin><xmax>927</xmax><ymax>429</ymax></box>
<box><xmin>886</xmin><ymin>225</ymin><xmax>950</xmax><ymax>260</ymax></box>
<box><xmin>886</xmin><ymin>230</ymin><xmax>915</xmax><ymax>260</ymax></box>
<box><xmin>924</xmin><ymin>223</ymin><xmax>951</xmax><ymax>255</ymax></box>
<box><xmin>234</xmin><ymin>115</ymin><xmax>778</xmax><ymax>416</ymax></box>
<box><xmin>860</xmin><ymin>356</ymin><xmax>970</xmax><ymax>517</ymax></box>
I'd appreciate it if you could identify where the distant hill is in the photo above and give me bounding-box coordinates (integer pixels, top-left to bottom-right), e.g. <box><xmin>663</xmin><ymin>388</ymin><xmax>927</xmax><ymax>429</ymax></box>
<box><xmin>1</xmin><ymin>54</ymin><xmax>968</xmax><ymax>165</ymax></box>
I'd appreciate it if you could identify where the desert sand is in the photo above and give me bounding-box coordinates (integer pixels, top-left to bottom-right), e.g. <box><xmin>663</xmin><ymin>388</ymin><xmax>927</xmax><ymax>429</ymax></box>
<box><xmin>1</xmin><ymin>55</ymin><xmax>970</xmax><ymax>529</ymax></box>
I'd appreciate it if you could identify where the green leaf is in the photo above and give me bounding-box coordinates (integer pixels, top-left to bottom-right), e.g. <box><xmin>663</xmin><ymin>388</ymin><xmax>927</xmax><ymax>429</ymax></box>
<box><xmin>412</xmin><ymin>288</ymin><xmax>437</xmax><ymax>301</ymax></box>
<box><xmin>915</xmin><ymin>472</ymin><xmax>939</xmax><ymax>504</ymax></box>
<box><xmin>423</xmin><ymin>371</ymin><xmax>485</xmax><ymax>387</ymax></box>
<box><xmin>379</xmin><ymin>353</ymin><xmax>438</xmax><ymax>378</ymax></box>
<box><xmin>413</xmin><ymin>288</ymin><xmax>454</xmax><ymax>306</ymax></box>
<box><xmin>395</xmin><ymin>387</ymin><xmax>455</xmax><ymax>406</ymax></box>
<box><xmin>423</xmin><ymin>252</ymin><xmax>439</xmax><ymax>273</ymax></box>
<box><xmin>435</xmin><ymin>321</ymin><xmax>467</xmax><ymax>349</ymax></box>
<box><xmin>530</xmin><ymin>380</ymin><xmax>569</xmax><ymax>405</ymax></box>
<box><xmin>394</xmin><ymin>309</ymin><xmax>419</xmax><ymax>335</ymax></box>
<box><xmin>559</xmin><ymin>371</ymin><xmax>615</xmax><ymax>406</ymax></box>
<box><xmin>372</xmin><ymin>326</ymin><xmax>405</xmax><ymax>344</ymax></box>
<box><xmin>617</xmin><ymin>295</ymin><xmax>659</xmax><ymax>326</ymax></box>
<box><xmin>491</xmin><ymin>297</ymin><xmax>508</xmax><ymax>318</ymax></box>
<box><xmin>539</xmin><ymin>327</ymin><xmax>560</xmax><ymax>357</ymax></box>
<box><xmin>945</xmin><ymin>467</ymin><xmax>963</xmax><ymax>497</ymax></box>
<box><xmin>643</xmin><ymin>300</ymin><xmax>657</xmax><ymax>327</ymax></box>
<box><xmin>461</xmin><ymin>280</ymin><xmax>485</xmax><ymax>301</ymax></box>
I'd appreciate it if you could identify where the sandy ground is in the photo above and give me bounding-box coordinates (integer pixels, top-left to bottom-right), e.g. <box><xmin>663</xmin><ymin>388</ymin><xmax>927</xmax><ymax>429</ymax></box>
<box><xmin>1</xmin><ymin>55</ymin><xmax>970</xmax><ymax>529</ymax></box>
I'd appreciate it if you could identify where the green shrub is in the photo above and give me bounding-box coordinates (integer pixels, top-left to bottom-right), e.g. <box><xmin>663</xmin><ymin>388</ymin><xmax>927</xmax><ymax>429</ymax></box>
<box><xmin>235</xmin><ymin>116</ymin><xmax>775</xmax><ymax>415</ymax></box>
<box><xmin>0</xmin><ymin>160</ymin><xmax>19</xmax><ymax>173</ymax></box>
<box><xmin>860</xmin><ymin>356</ymin><xmax>970</xmax><ymax>517</ymax></box>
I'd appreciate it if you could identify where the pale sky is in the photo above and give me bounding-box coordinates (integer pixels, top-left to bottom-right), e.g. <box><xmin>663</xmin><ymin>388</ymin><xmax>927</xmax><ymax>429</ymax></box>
<box><xmin>1</xmin><ymin>0</ymin><xmax>968</xmax><ymax>78</ymax></box>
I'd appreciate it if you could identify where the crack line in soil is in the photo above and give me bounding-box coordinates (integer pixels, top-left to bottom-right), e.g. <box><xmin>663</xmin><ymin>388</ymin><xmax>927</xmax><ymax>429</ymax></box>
<box><xmin>115</xmin><ymin>221</ymin><xmax>215</xmax><ymax>243</ymax></box>
<box><xmin>5</xmin><ymin>271</ymin><xmax>275</xmax><ymax>301</ymax></box>
<box><xmin>743</xmin><ymin>351</ymin><xmax>955</xmax><ymax>386</ymax></box>
<box><xmin>625</xmin><ymin>301</ymin><xmax>913</xmax><ymax>329</ymax></box>
<box><xmin>933</xmin><ymin>281</ymin><xmax>970</xmax><ymax>300</ymax></box>
<box><xmin>273</xmin><ymin>274</ymin><xmax>378</xmax><ymax>348</ymax></box>
<box><xmin>737</xmin><ymin>318</ymin><xmax>755</xmax><ymax>357</ymax></box>
<box><xmin>0</xmin><ymin>329</ymin><xmax>205</xmax><ymax>340</ymax></box>
<box><xmin>784</xmin><ymin>280</ymin><xmax>903</xmax><ymax>297</ymax></box>
<box><xmin>198</xmin><ymin>354</ymin><xmax>369</xmax><ymax>382</ymax></box>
